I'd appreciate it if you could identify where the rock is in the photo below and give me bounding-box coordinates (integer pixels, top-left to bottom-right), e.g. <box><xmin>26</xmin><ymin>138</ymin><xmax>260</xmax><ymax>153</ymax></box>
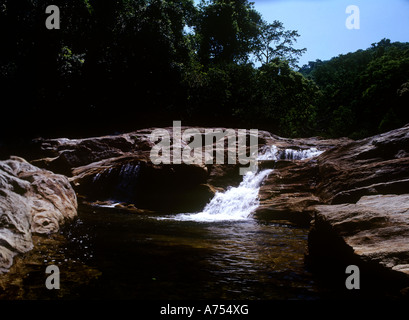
<box><xmin>254</xmin><ymin>137</ymin><xmax>351</xmax><ymax>224</ymax></box>
<box><xmin>28</xmin><ymin>127</ymin><xmax>354</xmax><ymax>218</ymax></box>
<box><xmin>0</xmin><ymin>157</ymin><xmax>77</xmax><ymax>273</ymax></box>
<box><xmin>256</xmin><ymin>124</ymin><xmax>409</xmax><ymax>222</ymax></box>
<box><xmin>304</xmin><ymin>124</ymin><xmax>409</xmax><ymax>291</ymax></box>
<box><xmin>72</xmin><ymin>157</ymin><xmax>213</xmax><ymax>213</ymax></box>
<box><xmin>10</xmin><ymin>123</ymin><xmax>409</xmax><ymax>291</ymax></box>
<box><xmin>316</xmin><ymin>123</ymin><xmax>409</xmax><ymax>204</ymax></box>
<box><xmin>29</xmin><ymin>124</ymin><xmax>409</xmax><ymax>216</ymax></box>
<box><xmin>308</xmin><ymin>194</ymin><xmax>409</xmax><ymax>289</ymax></box>
<box><xmin>253</xmin><ymin>124</ymin><xmax>409</xmax><ymax>291</ymax></box>
<box><xmin>30</xmin><ymin>127</ymin><xmax>267</xmax><ymax>213</ymax></box>
<box><xmin>255</xmin><ymin>159</ymin><xmax>321</xmax><ymax>225</ymax></box>
<box><xmin>30</xmin><ymin>131</ymin><xmax>154</xmax><ymax>176</ymax></box>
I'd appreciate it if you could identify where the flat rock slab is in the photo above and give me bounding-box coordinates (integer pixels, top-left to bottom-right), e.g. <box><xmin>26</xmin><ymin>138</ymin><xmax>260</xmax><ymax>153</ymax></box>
<box><xmin>312</xmin><ymin>194</ymin><xmax>409</xmax><ymax>279</ymax></box>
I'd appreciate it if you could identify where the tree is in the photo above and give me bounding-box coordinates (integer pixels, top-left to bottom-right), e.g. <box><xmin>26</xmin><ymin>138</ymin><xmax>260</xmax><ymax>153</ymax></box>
<box><xmin>253</xmin><ymin>20</ymin><xmax>306</xmax><ymax>68</ymax></box>
<box><xmin>195</xmin><ymin>0</ymin><xmax>262</xmax><ymax>65</ymax></box>
<box><xmin>300</xmin><ymin>39</ymin><xmax>409</xmax><ymax>138</ymax></box>
<box><xmin>0</xmin><ymin>0</ymin><xmax>199</xmax><ymax>138</ymax></box>
<box><xmin>254</xmin><ymin>59</ymin><xmax>320</xmax><ymax>136</ymax></box>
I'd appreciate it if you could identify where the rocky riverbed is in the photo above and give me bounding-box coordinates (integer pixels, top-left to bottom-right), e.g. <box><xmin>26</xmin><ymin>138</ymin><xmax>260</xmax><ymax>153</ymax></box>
<box><xmin>1</xmin><ymin>124</ymin><xmax>409</xmax><ymax>298</ymax></box>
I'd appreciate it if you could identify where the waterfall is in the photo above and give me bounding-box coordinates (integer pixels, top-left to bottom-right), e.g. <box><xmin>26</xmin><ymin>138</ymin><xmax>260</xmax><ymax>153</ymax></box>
<box><xmin>172</xmin><ymin>169</ymin><xmax>273</xmax><ymax>222</ymax></box>
<box><xmin>115</xmin><ymin>163</ymin><xmax>140</xmax><ymax>193</ymax></box>
<box><xmin>258</xmin><ymin>145</ymin><xmax>324</xmax><ymax>161</ymax></box>
<box><xmin>165</xmin><ymin>145</ymin><xmax>324</xmax><ymax>222</ymax></box>
<box><xmin>91</xmin><ymin>162</ymin><xmax>141</xmax><ymax>203</ymax></box>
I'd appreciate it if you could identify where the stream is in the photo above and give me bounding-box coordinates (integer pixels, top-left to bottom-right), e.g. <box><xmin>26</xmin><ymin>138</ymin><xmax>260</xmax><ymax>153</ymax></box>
<box><xmin>60</xmin><ymin>206</ymin><xmax>319</xmax><ymax>299</ymax></box>
<box><xmin>1</xmin><ymin>146</ymin><xmax>326</xmax><ymax>300</ymax></box>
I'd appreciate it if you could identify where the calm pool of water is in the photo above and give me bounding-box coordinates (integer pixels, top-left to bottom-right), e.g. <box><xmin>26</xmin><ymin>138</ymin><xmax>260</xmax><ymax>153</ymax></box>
<box><xmin>1</xmin><ymin>205</ymin><xmax>321</xmax><ymax>300</ymax></box>
<box><xmin>69</xmin><ymin>205</ymin><xmax>319</xmax><ymax>300</ymax></box>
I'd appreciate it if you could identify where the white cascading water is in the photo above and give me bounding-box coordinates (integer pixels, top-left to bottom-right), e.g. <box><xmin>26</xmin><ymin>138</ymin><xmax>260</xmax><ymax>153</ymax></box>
<box><xmin>168</xmin><ymin>146</ymin><xmax>324</xmax><ymax>222</ymax></box>
<box><xmin>257</xmin><ymin>145</ymin><xmax>324</xmax><ymax>161</ymax></box>
<box><xmin>173</xmin><ymin>169</ymin><xmax>273</xmax><ymax>222</ymax></box>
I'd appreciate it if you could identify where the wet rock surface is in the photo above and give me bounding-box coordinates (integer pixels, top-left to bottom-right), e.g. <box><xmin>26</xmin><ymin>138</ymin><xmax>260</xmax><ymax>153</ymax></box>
<box><xmin>4</xmin><ymin>123</ymin><xmax>409</xmax><ymax>295</ymax></box>
<box><xmin>255</xmin><ymin>124</ymin><xmax>409</xmax><ymax>291</ymax></box>
<box><xmin>316</xmin><ymin>124</ymin><xmax>409</xmax><ymax>204</ymax></box>
<box><xmin>30</xmin><ymin>128</ymin><xmax>262</xmax><ymax>212</ymax></box>
<box><xmin>309</xmin><ymin>125</ymin><xmax>409</xmax><ymax>292</ymax></box>
<box><xmin>310</xmin><ymin>194</ymin><xmax>409</xmax><ymax>275</ymax></box>
<box><xmin>0</xmin><ymin>157</ymin><xmax>77</xmax><ymax>273</ymax></box>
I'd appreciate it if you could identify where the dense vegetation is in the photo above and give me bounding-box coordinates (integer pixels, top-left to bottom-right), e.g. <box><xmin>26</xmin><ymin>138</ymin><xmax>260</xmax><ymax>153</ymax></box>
<box><xmin>300</xmin><ymin>39</ymin><xmax>409</xmax><ymax>139</ymax></box>
<box><xmin>1</xmin><ymin>0</ymin><xmax>408</xmax><ymax>141</ymax></box>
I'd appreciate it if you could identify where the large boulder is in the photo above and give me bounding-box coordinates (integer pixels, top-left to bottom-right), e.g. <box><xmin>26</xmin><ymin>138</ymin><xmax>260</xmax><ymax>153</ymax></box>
<box><xmin>71</xmin><ymin>156</ymin><xmax>213</xmax><ymax>213</ymax></box>
<box><xmin>308</xmin><ymin>194</ymin><xmax>409</xmax><ymax>293</ymax></box>
<box><xmin>0</xmin><ymin>157</ymin><xmax>77</xmax><ymax>273</ymax></box>
<box><xmin>254</xmin><ymin>123</ymin><xmax>409</xmax><ymax>291</ymax></box>
<box><xmin>316</xmin><ymin>123</ymin><xmax>409</xmax><ymax>204</ymax></box>
<box><xmin>30</xmin><ymin>127</ymin><xmax>270</xmax><ymax>213</ymax></box>
<box><xmin>255</xmin><ymin>137</ymin><xmax>350</xmax><ymax>224</ymax></box>
<box><xmin>306</xmin><ymin>124</ymin><xmax>409</xmax><ymax>291</ymax></box>
<box><xmin>30</xmin><ymin>130</ymin><xmax>154</xmax><ymax>176</ymax></box>
<box><xmin>256</xmin><ymin>124</ymin><xmax>409</xmax><ymax>221</ymax></box>
<box><xmin>310</xmin><ymin>195</ymin><xmax>409</xmax><ymax>274</ymax></box>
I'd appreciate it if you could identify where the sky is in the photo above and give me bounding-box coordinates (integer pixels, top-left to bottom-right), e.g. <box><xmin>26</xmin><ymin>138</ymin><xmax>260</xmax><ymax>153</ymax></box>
<box><xmin>193</xmin><ymin>0</ymin><xmax>409</xmax><ymax>66</ymax></box>
<box><xmin>252</xmin><ymin>0</ymin><xmax>409</xmax><ymax>66</ymax></box>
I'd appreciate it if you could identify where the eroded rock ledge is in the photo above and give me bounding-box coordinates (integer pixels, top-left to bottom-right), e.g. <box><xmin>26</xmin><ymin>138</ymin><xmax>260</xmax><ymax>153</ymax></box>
<box><xmin>310</xmin><ymin>194</ymin><xmax>409</xmax><ymax>276</ymax></box>
<box><xmin>29</xmin><ymin>127</ymin><xmax>347</xmax><ymax>214</ymax></box>
<box><xmin>256</xmin><ymin>124</ymin><xmax>409</xmax><ymax>291</ymax></box>
<box><xmin>0</xmin><ymin>157</ymin><xmax>77</xmax><ymax>273</ymax></box>
<box><xmin>256</xmin><ymin>124</ymin><xmax>409</xmax><ymax>221</ymax></box>
<box><xmin>12</xmin><ymin>123</ymin><xmax>409</xmax><ymax>292</ymax></box>
<box><xmin>307</xmin><ymin>125</ymin><xmax>409</xmax><ymax>293</ymax></box>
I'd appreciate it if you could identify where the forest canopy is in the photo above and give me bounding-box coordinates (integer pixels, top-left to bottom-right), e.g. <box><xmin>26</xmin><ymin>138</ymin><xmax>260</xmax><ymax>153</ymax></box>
<box><xmin>1</xmin><ymin>0</ymin><xmax>408</xmax><ymax>140</ymax></box>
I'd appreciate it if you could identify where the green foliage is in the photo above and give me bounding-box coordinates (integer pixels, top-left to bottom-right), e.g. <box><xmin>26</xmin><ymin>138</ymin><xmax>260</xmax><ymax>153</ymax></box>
<box><xmin>2</xmin><ymin>0</ymin><xmax>407</xmax><ymax>141</ymax></box>
<box><xmin>182</xmin><ymin>58</ymin><xmax>320</xmax><ymax>136</ymax></box>
<box><xmin>301</xmin><ymin>39</ymin><xmax>409</xmax><ymax>138</ymax></box>
<box><xmin>1</xmin><ymin>0</ymin><xmax>313</xmax><ymax>139</ymax></box>
<box><xmin>253</xmin><ymin>20</ymin><xmax>306</xmax><ymax>68</ymax></box>
<box><xmin>195</xmin><ymin>0</ymin><xmax>262</xmax><ymax>65</ymax></box>
<box><xmin>254</xmin><ymin>59</ymin><xmax>320</xmax><ymax>136</ymax></box>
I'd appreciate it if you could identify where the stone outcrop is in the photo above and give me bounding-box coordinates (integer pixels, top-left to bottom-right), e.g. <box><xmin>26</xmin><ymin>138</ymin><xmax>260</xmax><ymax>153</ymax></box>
<box><xmin>30</xmin><ymin>127</ymin><xmax>271</xmax><ymax>212</ymax></box>
<box><xmin>308</xmin><ymin>125</ymin><xmax>409</xmax><ymax>291</ymax></box>
<box><xmin>309</xmin><ymin>194</ymin><xmax>409</xmax><ymax>276</ymax></box>
<box><xmin>307</xmin><ymin>194</ymin><xmax>409</xmax><ymax>295</ymax></box>
<box><xmin>255</xmin><ymin>137</ymin><xmax>351</xmax><ymax>224</ymax></box>
<box><xmin>31</xmin><ymin>127</ymin><xmax>348</xmax><ymax>211</ymax></box>
<box><xmin>316</xmin><ymin>123</ymin><xmax>409</xmax><ymax>204</ymax></box>
<box><xmin>256</xmin><ymin>124</ymin><xmax>409</xmax><ymax>221</ymax></box>
<box><xmin>24</xmin><ymin>123</ymin><xmax>409</xmax><ymax>291</ymax></box>
<box><xmin>254</xmin><ymin>124</ymin><xmax>409</xmax><ymax>291</ymax></box>
<box><xmin>0</xmin><ymin>157</ymin><xmax>77</xmax><ymax>273</ymax></box>
<box><xmin>30</xmin><ymin>130</ymin><xmax>154</xmax><ymax>176</ymax></box>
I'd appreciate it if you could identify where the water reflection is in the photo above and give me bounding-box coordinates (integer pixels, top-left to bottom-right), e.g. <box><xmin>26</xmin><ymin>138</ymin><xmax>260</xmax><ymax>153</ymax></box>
<box><xmin>200</xmin><ymin>220</ymin><xmax>316</xmax><ymax>299</ymax></box>
<box><xmin>0</xmin><ymin>206</ymin><xmax>319</xmax><ymax>300</ymax></box>
<box><xmin>69</xmin><ymin>207</ymin><xmax>318</xmax><ymax>300</ymax></box>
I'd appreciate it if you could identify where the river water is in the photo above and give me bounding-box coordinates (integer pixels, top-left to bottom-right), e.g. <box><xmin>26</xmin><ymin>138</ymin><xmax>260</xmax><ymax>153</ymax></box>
<box><xmin>0</xmin><ymin>146</ymin><xmax>325</xmax><ymax>300</ymax></box>
<box><xmin>62</xmin><ymin>205</ymin><xmax>319</xmax><ymax>300</ymax></box>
